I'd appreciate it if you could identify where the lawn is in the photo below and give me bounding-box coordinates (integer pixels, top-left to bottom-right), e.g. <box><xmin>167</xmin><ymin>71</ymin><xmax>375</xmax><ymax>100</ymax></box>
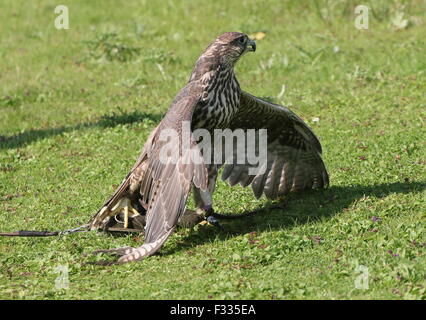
<box><xmin>0</xmin><ymin>0</ymin><xmax>425</xmax><ymax>300</ymax></box>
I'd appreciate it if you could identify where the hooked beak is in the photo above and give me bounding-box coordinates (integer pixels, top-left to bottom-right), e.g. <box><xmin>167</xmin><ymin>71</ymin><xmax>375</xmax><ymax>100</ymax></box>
<box><xmin>246</xmin><ymin>39</ymin><xmax>256</xmax><ymax>52</ymax></box>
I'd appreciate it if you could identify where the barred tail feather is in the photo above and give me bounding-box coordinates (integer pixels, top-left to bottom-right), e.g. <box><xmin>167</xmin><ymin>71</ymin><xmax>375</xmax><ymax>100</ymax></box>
<box><xmin>117</xmin><ymin>229</ymin><xmax>174</xmax><ymax>264</ymax></box>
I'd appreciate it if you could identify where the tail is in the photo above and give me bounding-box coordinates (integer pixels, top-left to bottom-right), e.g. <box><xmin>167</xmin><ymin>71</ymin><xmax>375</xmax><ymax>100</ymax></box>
<box><xmin>116</xmin><ymin>228</ymin><xmax>174</xmax><ymax>263</ymax></box>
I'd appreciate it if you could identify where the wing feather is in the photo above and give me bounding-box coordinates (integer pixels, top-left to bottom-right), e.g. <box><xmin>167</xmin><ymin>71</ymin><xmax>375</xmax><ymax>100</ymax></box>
<box><xmin>222</xmin><ymin>91</ymin><xmax>329</xmax><ymax>199</ymax></box>
<box><xmin>89</xmin><ymin>87</ymin><xmax>208</xmax><ymax>256</ymax></box>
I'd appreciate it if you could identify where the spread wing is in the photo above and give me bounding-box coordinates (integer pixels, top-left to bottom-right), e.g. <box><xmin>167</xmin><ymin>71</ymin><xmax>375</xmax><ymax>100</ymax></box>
<box><xmin>140</xmin><ymin>104</ymin><xmax>207</xmax><ymax>244</ymax></box>
<box><xmin>222</xmin><ymin>91</ymin><xmax>329</xmax><ymax>199</ymax></box>
<box><xmin>89</xmin><ymin>89</ymin><xmax>208</xmax><ymax>261</ymax></box>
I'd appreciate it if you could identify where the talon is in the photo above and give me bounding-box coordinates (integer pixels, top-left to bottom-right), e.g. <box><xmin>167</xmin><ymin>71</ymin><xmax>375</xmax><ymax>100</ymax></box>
<box><xmin>107</xmin><ymin>198</ymin><xmax>143</xmax><ymax>231</ymax></box>
<box><xmin>206</xmin><ymin>215</ymin><xmax>220</xmax><ymax>227</ymax></box>
<box><xmin>197</xmin><ymin>216</ymin><xmax>221</xmax><ymax>228</ymax></box>
<box><xmin>124</xmin><ymin>203</ymin><xmax>129</xmax><ymax>229</ymax></box>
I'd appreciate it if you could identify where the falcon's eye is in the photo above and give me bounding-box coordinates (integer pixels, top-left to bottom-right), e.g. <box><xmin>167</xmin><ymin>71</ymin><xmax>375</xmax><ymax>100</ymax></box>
<box><xmin>238</xmin><ymin>37</ymin><xmax>246</xmax><ymax>44</ymax></box>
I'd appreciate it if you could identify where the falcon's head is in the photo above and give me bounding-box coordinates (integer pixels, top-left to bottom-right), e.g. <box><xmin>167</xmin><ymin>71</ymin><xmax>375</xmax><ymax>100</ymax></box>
<box><xmin>208</xmin><ymin>32</ymin><xmax>256</xmax><ymax>66</ymax></box>
<box><xmin>190</xmin><ymin>32</ymin><xmax>256</xmax><ymax>82</ymax></box>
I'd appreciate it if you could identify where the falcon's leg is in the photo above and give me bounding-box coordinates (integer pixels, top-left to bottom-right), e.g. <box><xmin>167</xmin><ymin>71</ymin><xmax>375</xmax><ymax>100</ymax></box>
<box><xmin>193</xmin><ymin>164</ymin><xmax>220</xmax><ymax>226</ymax></box>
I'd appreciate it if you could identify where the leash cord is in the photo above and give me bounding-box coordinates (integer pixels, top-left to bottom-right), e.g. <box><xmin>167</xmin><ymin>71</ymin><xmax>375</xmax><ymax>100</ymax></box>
<box><xmin>0</xmin><ymin>224</ymin><xmax>90</xmax><ymax>237</ymax></box>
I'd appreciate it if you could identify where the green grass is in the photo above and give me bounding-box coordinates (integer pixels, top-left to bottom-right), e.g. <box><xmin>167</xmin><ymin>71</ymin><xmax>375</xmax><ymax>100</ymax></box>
<box><xmin>0</xmin><ymin>0</ymin><xmax>425</xmax><ymax>300</ymax></box>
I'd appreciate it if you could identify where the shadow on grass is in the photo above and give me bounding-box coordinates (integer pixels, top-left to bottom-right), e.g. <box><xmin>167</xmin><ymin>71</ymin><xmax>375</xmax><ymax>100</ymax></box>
<box><xmin>162</xmin><ymin>181</ymin><xmax>426</xmax><ymax>255</ymax></box>
<box><xmin>0</xmin><ymin>110</ymin><xmax>163</xmax><ymax>150</ymax></box>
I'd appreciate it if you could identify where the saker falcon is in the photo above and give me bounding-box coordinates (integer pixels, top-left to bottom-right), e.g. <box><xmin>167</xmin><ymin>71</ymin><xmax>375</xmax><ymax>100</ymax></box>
<box><xmin>89</xmin><ymin>32</ymin><xmax>329</xmax><ymax>264</ymax></box>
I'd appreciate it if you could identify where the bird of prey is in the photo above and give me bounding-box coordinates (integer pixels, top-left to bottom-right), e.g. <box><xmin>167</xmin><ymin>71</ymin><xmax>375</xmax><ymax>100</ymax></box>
<box><xmin>89</xmin><ymin>32</ymin><xmax>329</xmax><ymax>264</ymax></box>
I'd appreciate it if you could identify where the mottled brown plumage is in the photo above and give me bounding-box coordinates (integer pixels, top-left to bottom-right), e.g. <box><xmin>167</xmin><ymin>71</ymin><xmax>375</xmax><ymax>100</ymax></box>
<box><xmin>89</xmin><ymin>32</ymin><xmax>329</xmax><ymax>264</ymax></box>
